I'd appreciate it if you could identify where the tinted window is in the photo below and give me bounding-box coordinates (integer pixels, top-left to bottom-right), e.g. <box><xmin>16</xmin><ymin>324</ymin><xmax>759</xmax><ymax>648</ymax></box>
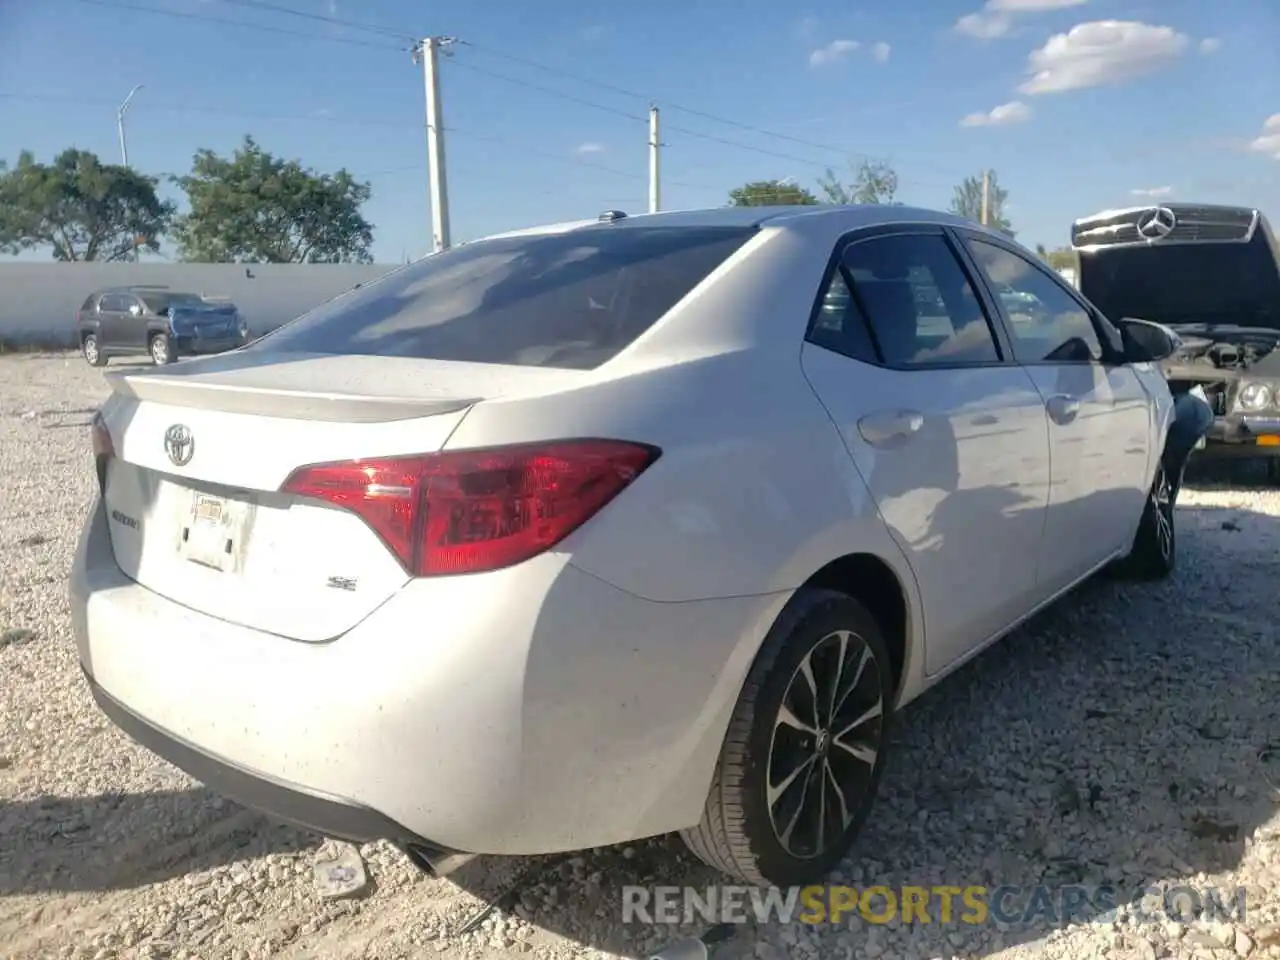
<box><xmin>140</xmin><ymin>292</ymin><xmax>206</xmax><ymax>313</ymax></box>
<box><xmin>842</xmin><ymin>234</ymin><xmax>1001</xmax><ymax>367</ymax></box>
<box><xmin>249</xmin><ymin>225</ymin><xmax>756</xmax><ymax>369</ymax></box>
<box><xmin>808</xmin><ymin>270</ymin><xmax>878</xmax><ymax>363</ymax></box>
<box><xmin>966</xmin><ymin>239</ymin><xmax>1103</xmax><ymax>363</ymax></box>
<box><xmin>99</xmin><ymin>294</ymin><xmax>127</xmax><ymax>312</ymax></box>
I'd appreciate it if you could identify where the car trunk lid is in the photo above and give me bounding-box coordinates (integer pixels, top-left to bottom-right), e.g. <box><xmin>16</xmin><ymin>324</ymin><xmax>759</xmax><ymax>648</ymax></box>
<box><xmin>97</xmin><ymin>353</ymin><xmax>582</xmax><ymax>641</ymax></box>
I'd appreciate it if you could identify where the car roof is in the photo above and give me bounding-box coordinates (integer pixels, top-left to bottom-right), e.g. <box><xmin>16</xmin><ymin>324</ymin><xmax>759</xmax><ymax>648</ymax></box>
<box><xmin>474</xmin><ymin>204</ymin><xmax>986</xmax><ymax>243</ymax></box>
<box><xmin>96</xmin><ymin>286</ymin><xmax>200</xmax><ymax>297</ymax></box>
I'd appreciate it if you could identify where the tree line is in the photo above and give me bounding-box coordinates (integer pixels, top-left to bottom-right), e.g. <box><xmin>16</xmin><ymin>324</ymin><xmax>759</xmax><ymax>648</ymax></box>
<box><xmin>0</xmin><ymin>136</ymin><xmax>375</xmax><ymax>264</ymax></box>
<box><xmin>0</xmin><ymin>140</ymin><xmax>1078</xmax><ymax>270</ymax></box>
<box><xmin>726</xmin><ymin>161</ymin><xmax>1076</xmax><ymax>269</ymax></box>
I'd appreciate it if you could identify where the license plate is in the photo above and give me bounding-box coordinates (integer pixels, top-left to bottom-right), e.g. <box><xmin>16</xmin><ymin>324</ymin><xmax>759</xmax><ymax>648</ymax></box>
<box><xmin>178</xmin><ymin>492</ymin><xmax>253</xmax><ymax>572</ymax></box>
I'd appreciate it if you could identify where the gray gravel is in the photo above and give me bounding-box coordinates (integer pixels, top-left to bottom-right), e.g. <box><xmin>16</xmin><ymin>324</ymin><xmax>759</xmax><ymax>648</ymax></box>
<box><xmin>2</xmin><ymin>351</ymin><xmax>1279</xmax><ymax>960</ymax></box>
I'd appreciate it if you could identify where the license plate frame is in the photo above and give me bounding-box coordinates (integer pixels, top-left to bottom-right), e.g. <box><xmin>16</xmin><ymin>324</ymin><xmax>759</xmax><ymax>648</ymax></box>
<box><xmin>178</xmin><ymin>490</ymin><xmax>254</xmax><ymax>572</ymax></box>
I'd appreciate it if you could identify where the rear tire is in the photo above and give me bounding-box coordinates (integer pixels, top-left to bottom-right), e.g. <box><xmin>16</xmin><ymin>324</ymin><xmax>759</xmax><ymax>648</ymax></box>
<box><xmin>680</xmin><ymin>588</ymin><xmax>895</xmax><ymax>886</ymax></box>
<box><xmin>82</xmin><ymin>333</ymin><xmax>107</xmax><ymax>367</ymax></box>
<box><xmin>1112</xmin><ymin>462</ymin><xmax>1176</xmax><ymax>581</ymax></box>
<box><xmin>149</xmin><ymin>332</ymin><xmax>176</xmax><ymax>366</ymax></box>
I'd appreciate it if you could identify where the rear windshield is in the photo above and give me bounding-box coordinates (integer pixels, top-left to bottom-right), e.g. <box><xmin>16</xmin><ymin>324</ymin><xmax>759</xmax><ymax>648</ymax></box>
<box><xmin>1078</xmin><ymin>233</ymin><xmax>1280</xmax><ymax>328</ymax></box>
<box><xmin>247</xmin><ymin>224</ymin><xmax>756</xmax><ymax>369</ymax></box>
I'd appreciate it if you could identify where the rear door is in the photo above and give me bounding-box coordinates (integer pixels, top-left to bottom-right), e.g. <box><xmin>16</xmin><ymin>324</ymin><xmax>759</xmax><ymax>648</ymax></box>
<box><xmin>957</xmin><ymin>231</ymin><xmax>1152</xmax><ymax>591</ymax></box>
<box><xmin>801</xmin><ymin>226</ymin><xmax>1052</xmax><ymax>675</ymax></box>
<box><xmin>97</xmin><ymin>293</ymin><xmax>130</xmax><ymax>347</ymax></box>
<box><xmin>117</xmin><ymin>294</ymin><xmax>151</xmax><ymax>350</ymax></box>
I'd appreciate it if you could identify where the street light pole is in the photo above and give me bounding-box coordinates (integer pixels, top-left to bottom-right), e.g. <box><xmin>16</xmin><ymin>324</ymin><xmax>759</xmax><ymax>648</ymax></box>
<box><xmin>117</xmin><ymin>84</ymin><xmax>144</xmax><ymax>168</ymax></box>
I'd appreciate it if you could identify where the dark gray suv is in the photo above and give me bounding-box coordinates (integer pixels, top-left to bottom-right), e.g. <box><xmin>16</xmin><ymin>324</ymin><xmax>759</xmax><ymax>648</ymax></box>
<box><xmin>76</xmin><ymin>285</ymin><xmax>248</xmax><ymax>367</ymax></box>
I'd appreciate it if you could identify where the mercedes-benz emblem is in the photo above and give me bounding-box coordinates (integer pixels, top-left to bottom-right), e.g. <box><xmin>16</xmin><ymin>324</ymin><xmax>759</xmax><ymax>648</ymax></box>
<box><xmin>1136</xmin><ymin>206</ymin><xmax>1177</xmax><ymax>240</ymax></box>
<box><xmin>163</xmin><ymin>424</ymin><xmax>194</xmax><ymax>467</ymax></box>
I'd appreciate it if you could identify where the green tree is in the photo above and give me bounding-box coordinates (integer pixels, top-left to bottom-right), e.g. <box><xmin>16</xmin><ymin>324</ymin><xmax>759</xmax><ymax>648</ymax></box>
<box><xmin>727</xmin><ymin>179</ymin><xmax>819</xmax><ymax>207</ymax></box>
<box><xmin>173</xmin><ymin>136</ymin><xmax>374</xmax><ymax>263</ymax></box>
<box><xmin>1039</xmin><ymin>245</ymin><xmax>1077</xmax><ymax>271</ymax></box>
<box><xmin>0</xmin><ymin>148</ymin><xmax>173</xmax><ymax>261</ymax></box>
<box><xmin>950</xmin><ymin>169</ymin><xmax>1014</xmax><ymax>237</ymax></box>
<box><xmin>817</xmin><ymin>159</ymin><xmax>900</xmax><ymax>205</ymax></box>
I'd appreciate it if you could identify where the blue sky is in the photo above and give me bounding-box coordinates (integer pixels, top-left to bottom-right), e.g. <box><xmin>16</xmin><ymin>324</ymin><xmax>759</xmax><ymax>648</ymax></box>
<box><xmin>2</xmin><ymin>0</ymin><xmax>1278</xmax><ymax>262</ymax></box>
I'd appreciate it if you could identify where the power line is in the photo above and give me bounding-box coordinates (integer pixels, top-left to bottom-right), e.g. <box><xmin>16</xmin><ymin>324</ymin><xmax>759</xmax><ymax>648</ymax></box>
<box><xmin>212</xmin><ymin>0</ymin><xmax>415</xmax><ymax>42</ymax></box>
<box><xmin>70</xmin><ymin>0</ymin><xmax>405</xmax><ymax>51</ymax></box>
<box><xmin>0</xmin><ymin>89</ymin><xmax>708</xmax><ymax>190</ymax></box>
<box><xmin>456</xmin><ymin>40</ymin><xmax>889</xmax><ymax>163</ymax></box>
<box><xmin>443</xmin><ymin>58</ymin><xmax>955</xmax><ymax>188</ymax></box>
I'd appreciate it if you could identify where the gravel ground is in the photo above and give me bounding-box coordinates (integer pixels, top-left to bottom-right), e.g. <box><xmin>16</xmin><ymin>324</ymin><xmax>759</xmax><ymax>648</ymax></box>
<box><xmin>2</xmin><ymin>351</ymin><xmax>1279</xmax><ymax>960</ymax></box>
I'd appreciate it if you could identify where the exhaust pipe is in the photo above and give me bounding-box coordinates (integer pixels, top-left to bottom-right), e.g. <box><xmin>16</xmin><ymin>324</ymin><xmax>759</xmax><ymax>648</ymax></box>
<box><xmin>403</xmin><ymin>842</ymin><xmax>477</xmax><ymax>878</ymax></box>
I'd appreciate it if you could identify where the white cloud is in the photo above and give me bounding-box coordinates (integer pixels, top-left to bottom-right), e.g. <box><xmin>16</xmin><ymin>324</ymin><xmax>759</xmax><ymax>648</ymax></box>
<box><xmin>961</xmin><ymin>100</ymin><xmax>1033</xmax><ymax>127</ymax></box>
<box><xmin>955</xmin><ymin>12</ymin><xmax>1012</xmax><ymax>38</ymax></box>
<box><xmin>808</xmin><ymin>39</ymin><xmax>859</xmax><ymax>67</ymax></box>
<box><xmin>1198</xmin><ymin>37</ymin><xmax>1222</xmax><ymax>54</ymax></box>
<box><xmin>871</xmin><ymin>41</ymin><xmax>891</xmax><ymax>62</ymax></box>
<box><xmin>1249</xmin><ymin>114</ymin><xmax>1280</xmax><ymax>159</ymax></box>
<box><xmin>988</xmin><ymin>0</ymin><xmax>1087</xmax><ymax>9</ymax></box>
<box><xmin>1130</xmin><ymin>186</ymin><xmax>1173</xmax><ymax>198</ymax></box>
<box><xmin>1018</xmin><ymin>20</ymin><xmax>1189</xmax><ymax>95</ymax></box>
<box><xmin>954</xmin><ymin>0</ymin><xmax>1087</xmax><ymax>40</ymax></box>
<box><xmin>576</xmin><ymin>142</ymin><xmax>606</xmax><ymax>155</ymax></box>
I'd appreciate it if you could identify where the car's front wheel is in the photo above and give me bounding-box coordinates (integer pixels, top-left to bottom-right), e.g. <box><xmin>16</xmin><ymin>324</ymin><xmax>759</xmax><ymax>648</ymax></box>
<box><xmin>681</xmin><ymin>588</ymin><xmax>894</xmax><ymax>886</ymax></box>
<box><xmin>149</xmin><ymin>332</ymin><xmax>177</xmax><ymax>366</ymax></box>
<box><xmin>1113</xmin><ymin>462</ymin><xmax>1176</xmax><ymax>580</ymax></box>
<box><xmin>82</xmin><ymin>333</ymin><xmax>107</xmax><ymax>367</ymax></box>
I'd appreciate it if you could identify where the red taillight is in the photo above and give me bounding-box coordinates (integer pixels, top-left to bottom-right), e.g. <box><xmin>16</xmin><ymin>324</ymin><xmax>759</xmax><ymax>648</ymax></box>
<box><xmin>91</xmin><ymin>411</ymin><xmax>114</xmax><ymax>490</ymax></box>
<box><xmin>91</xmin><ymin>411</ymin><xmax>114</xmax><ymax>459</ymax></box>
<box><xmin>281</xmin><ymin>439</ymin><xmax>660</xmax><ymax>577</ymax></box>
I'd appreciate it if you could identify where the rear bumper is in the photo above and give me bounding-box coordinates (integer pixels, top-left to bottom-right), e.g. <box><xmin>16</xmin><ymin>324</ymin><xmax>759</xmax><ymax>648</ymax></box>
<box><xmin>85</xmin><ymin>669</ymin><xmax>445</xmax><ymax>849</ymax></box>
<box><xmin>70</xmin><ymin>498</ymin><xmax>783</xmax><ymax>855</ymax></box>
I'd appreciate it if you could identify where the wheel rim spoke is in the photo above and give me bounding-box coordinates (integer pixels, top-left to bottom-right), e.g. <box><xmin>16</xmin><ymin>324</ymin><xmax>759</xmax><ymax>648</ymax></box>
<box><xmin>824</xmin><ymin>759</ymin><xmax>854</xmax><ymax>829</ymax></box>
<box><xmin>776</xmin><ymin>703</ymin><xmax>818</xmax><ymax>736</ymax></box>
<box><xmin>775</xmin><ymin>759</ymin><xmax>820</xmax><ymax>849</ymax></box>
<box><xmin>767</xmin><ymin>752</ymin><xmax>818</xmax><ymax>808</ymax></box>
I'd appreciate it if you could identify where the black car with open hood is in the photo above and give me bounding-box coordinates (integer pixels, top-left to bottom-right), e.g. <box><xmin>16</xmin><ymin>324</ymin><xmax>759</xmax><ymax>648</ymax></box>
<box><xmin>1072</xmin><ymin>202</ymin><xmax>1280</xmax><ymax>475</ymax></box>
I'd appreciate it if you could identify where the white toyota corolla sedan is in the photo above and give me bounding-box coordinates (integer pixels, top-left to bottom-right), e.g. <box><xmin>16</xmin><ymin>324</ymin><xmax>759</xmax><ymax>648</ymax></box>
<box><xmin>73</xmin><ymin>204</ymin><xmax>1195</xmax><ymax>886</ymax></box>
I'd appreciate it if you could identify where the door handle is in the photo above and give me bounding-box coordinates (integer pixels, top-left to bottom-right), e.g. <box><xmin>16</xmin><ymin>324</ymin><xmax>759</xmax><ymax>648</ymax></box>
<box><xmin>857</xmin><ymin>409</ymin><xmax>925</xmax><ymax>446</ymax></box>
<box><xmin>1046</xmin><ymin>394</ymin><xmax>1081</xmax><ymax>424</ymax></box>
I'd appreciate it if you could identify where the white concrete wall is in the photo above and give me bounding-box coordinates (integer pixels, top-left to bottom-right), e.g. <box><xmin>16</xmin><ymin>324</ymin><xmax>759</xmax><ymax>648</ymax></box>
<box><xmin>0</xmin><ymin>262</ymin><xmax>399</xmax><ymax>346</ymax></box>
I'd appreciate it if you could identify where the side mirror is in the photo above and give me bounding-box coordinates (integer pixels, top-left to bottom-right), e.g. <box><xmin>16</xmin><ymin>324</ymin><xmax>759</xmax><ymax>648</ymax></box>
<box><xmin>128</xmin><ymin>304</ymin><xmax>142</xmax><ymax>317</ymax></box>
<box><xmin>1114</xmin><ymin>316</ymin><xmax>1181</xmax><ymax>363</ymax></box>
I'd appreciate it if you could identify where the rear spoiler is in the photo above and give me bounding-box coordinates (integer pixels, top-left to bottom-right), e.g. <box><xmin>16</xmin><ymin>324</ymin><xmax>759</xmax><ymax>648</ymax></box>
<box><xmin>105</xmin><ymin>370</ymin><xmax>480</xmax><ymax>423</ymax></box>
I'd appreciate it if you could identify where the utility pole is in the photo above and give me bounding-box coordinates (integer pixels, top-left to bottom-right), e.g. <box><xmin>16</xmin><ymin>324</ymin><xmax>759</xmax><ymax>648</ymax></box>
<box><xmin>117</xmin><ymin>84</ymin><xmax>144</xmax><ymax>169</ymax></box>
<box><xmin>414</xmin><ymin>37</ymin><xmax>454</xmax><ymax>253</ymax></box>
<box><xmin>648</xmin><ymin>105</ymin><xmax>661</xmax><ymax>214</ymax></box>
<box><xmin>980</xmin><ymin>168</ymin><xmax>990</xmax><ymax>226</ymax></box>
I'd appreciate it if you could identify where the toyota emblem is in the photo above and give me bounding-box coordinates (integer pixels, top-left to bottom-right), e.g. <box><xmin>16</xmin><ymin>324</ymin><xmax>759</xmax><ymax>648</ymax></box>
<box><xmin>1135</xmin><ymin>206</ymin><xmax>1177</xmax><ymax>241</ymax></box>
<box><xmin>164</xmin><ymin>424</ymin><xmax>194</xmax><ymax>467</ymax></box>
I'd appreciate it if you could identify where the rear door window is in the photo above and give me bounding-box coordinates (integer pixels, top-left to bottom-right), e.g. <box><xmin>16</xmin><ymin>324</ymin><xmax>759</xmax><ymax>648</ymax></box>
<box><xmin>249</xmin><ymin>225</ymin><xmax>757</xmax><ymax>369</ymax></box>
<box><xmin>841</xmin><ymin>233</ymin><xmax>1002</xmax><ymax>367</ymax></box>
